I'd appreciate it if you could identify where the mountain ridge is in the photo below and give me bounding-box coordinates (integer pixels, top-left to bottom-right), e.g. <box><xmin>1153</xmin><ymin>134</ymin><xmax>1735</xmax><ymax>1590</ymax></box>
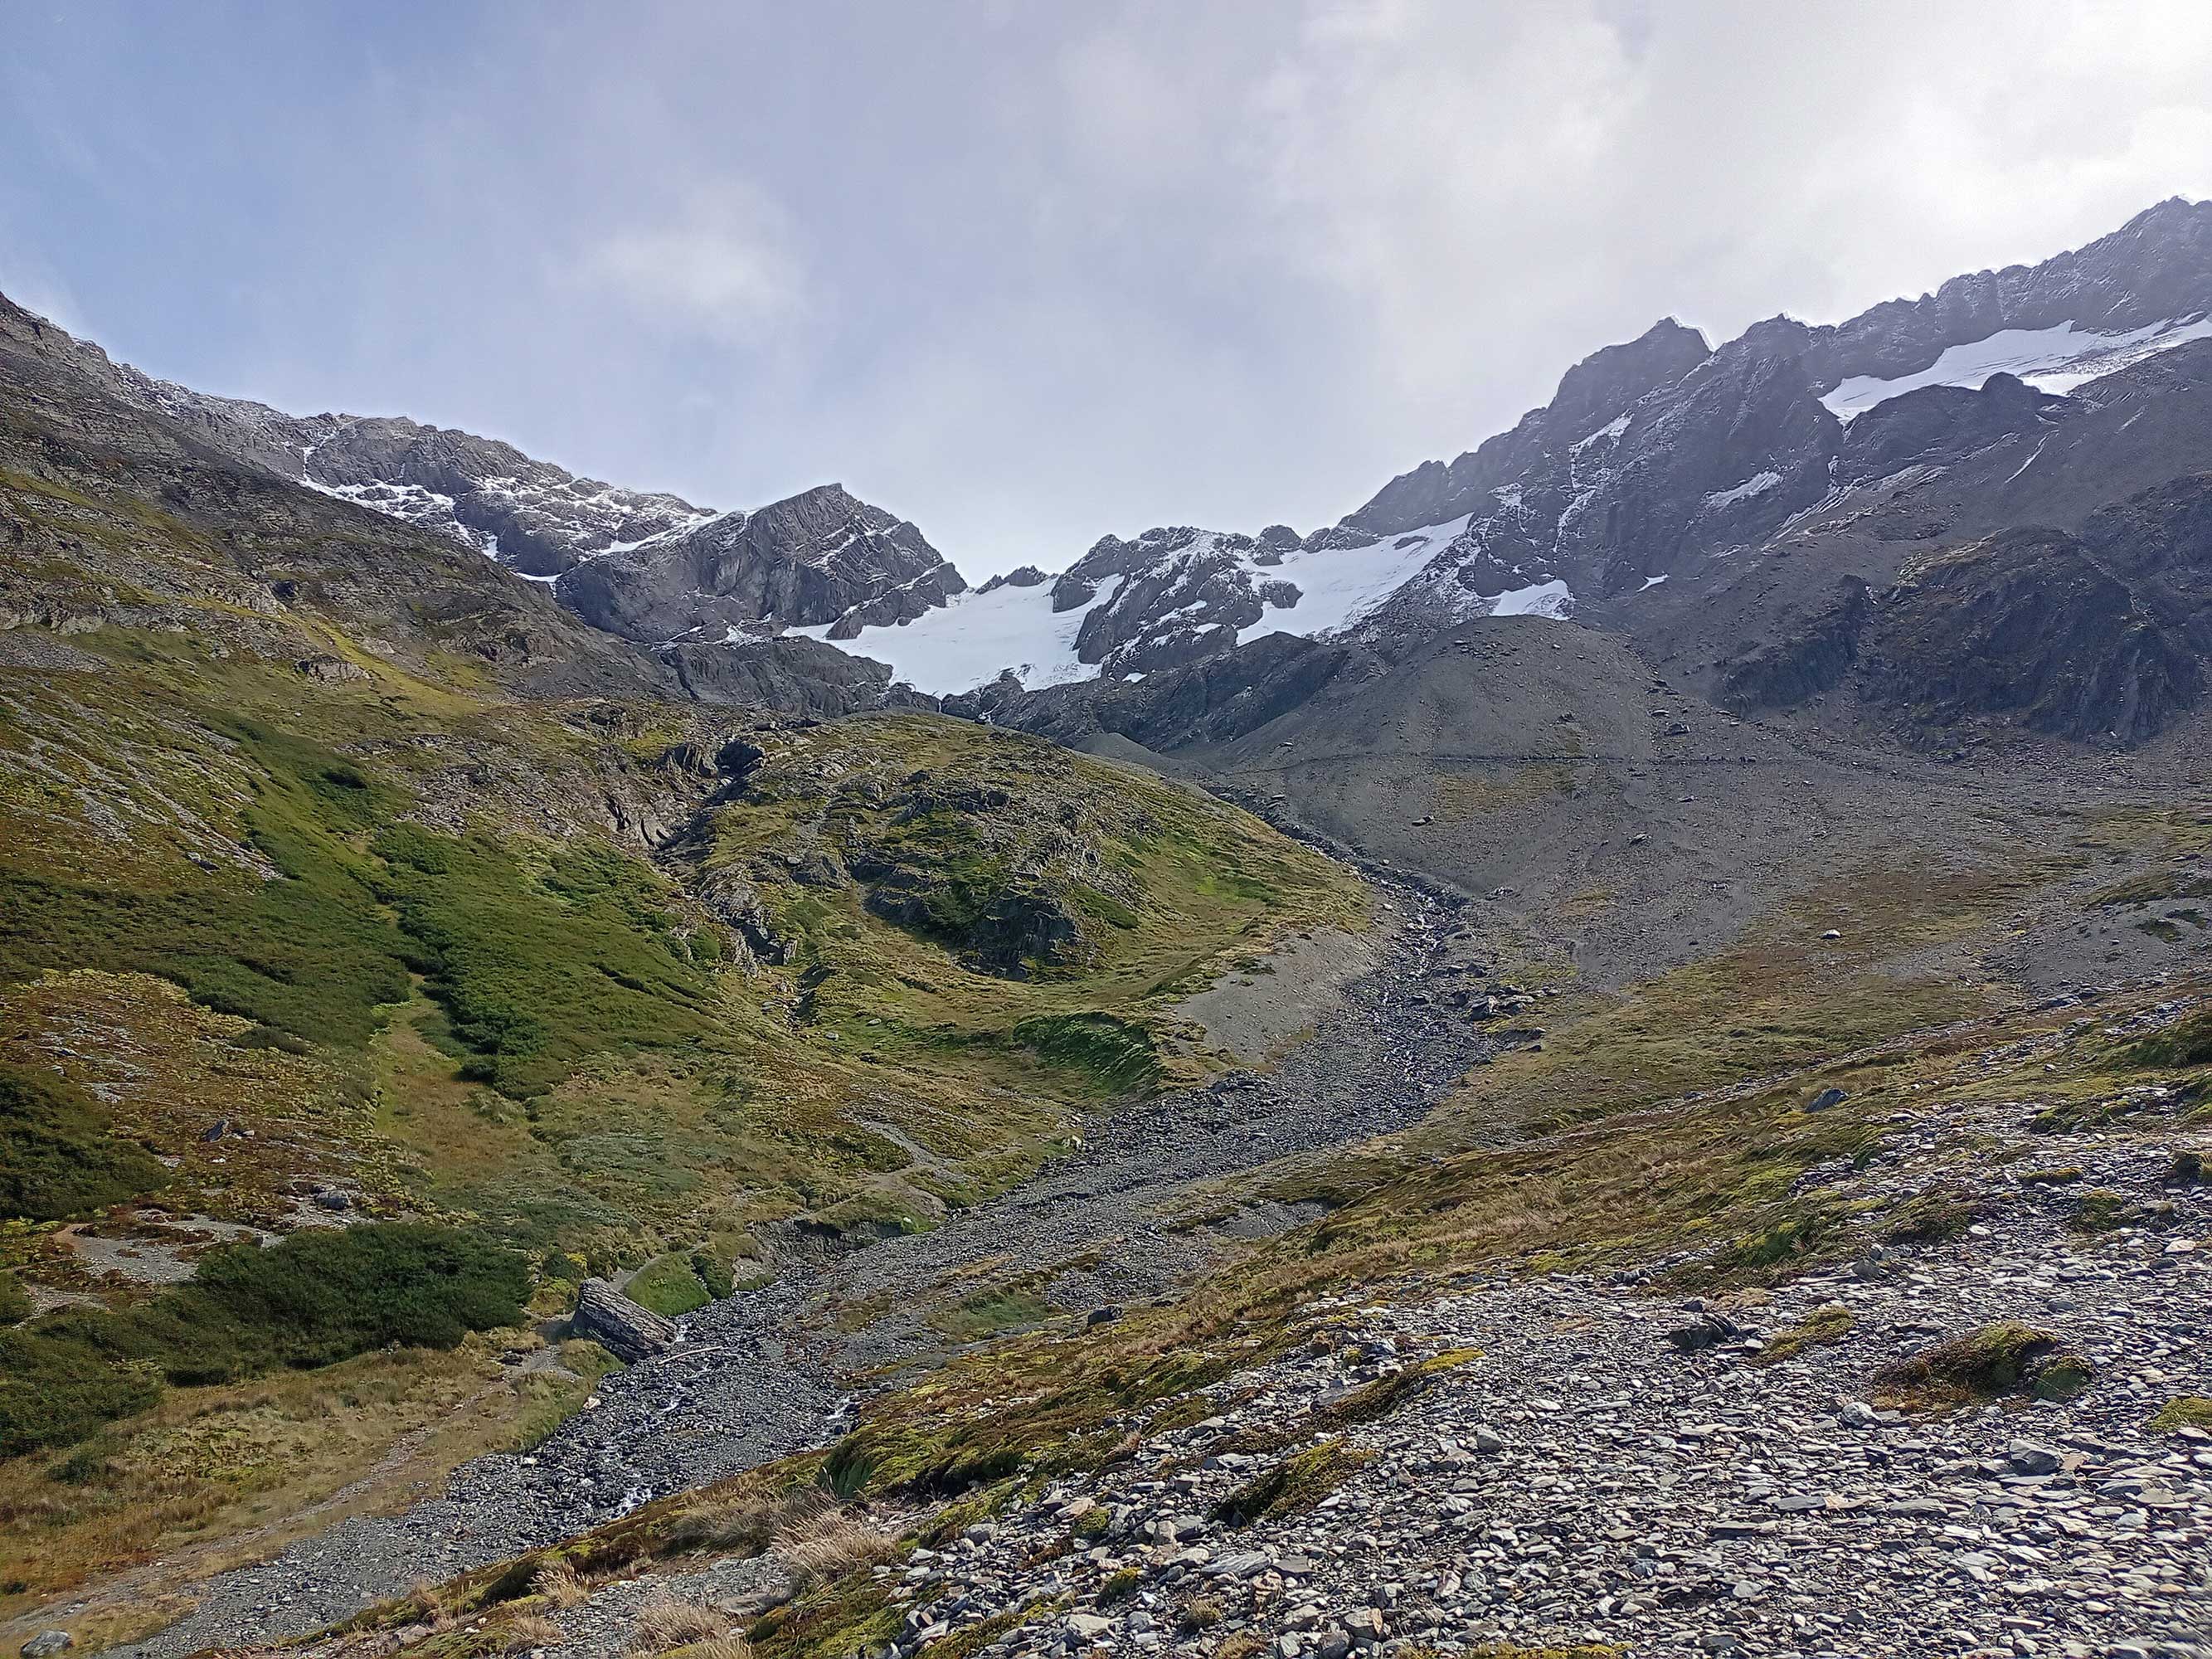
<box><xmin>11</xmin><ymin>196</ymin><xmax>2210</xmax><ymax>732</ymax></box>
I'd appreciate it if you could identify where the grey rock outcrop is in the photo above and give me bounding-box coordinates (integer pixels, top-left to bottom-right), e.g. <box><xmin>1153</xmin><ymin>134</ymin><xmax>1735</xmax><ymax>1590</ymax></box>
<box><xmin>571</xmin><ymin>1278</ymin><xmax>678</xmax><ymax>1364</ymax></box>
<box><xmin>558</xmin><ymin>484</ymin><xmax>965</xmax><ymax>645</ymax></box>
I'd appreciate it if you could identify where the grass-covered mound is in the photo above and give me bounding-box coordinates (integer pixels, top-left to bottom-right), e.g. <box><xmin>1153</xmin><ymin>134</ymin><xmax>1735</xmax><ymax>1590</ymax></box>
<box><xmin>0</xmin><ymin>1222</ymin><xmax>527</xmax><ymax>1456</ymax></box>
<box><xmin>2</xmin><ymin>714</ymin><xmax>725</xmax><ymax>1098</ymax></box>
<box><xmin>0</xmin><ymin>1066</ymin><xmax>168</xmax><ymax>1221</ymax></box>
<box><xmin>702</xmin><ymin>713</ymin><xmax>1362</xmax><ymax>1038</ymax></box>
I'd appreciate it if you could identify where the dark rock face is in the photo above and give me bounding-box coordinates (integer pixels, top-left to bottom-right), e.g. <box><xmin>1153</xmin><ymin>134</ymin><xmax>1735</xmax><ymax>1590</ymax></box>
<box><xmin>996</xmin><ymin>632</ymin><xmax>1369</xmax><ymax>752</ymax></box>
<box><xmin>1717</xmin><ymin>579</ymin><xmax>1874</xmax><ymax>712</ymax></box>
<box><xmin>1067</xmin><ymin>530</ymin><xmax>1274</xmax><ymax>673</ymax></box>
<box><xmin>1876</xmin><ymin>528</ymin><xmax>2176</xmax><ymax>743</ymax></box>
<box><xmin>569</xmin><ymin>1278</ymin><xmax>678</xmax><ymax>1363</ymax></box>
<box><xmin>1343</xmin><ymin>318</ymin><xmax>1714</xmax><ymax>542</ymax></box>
<box><xmin>1721</xmin><ymin>474</ymin><xmax>2212</xmax><ymax>747</ymax></box>
<box><xmin>661</xmin><ymin>634</ymin><xmax>935</xmax><ymax>718</ymax></box>
<box><xmin>1834</xmin><ymin>373</ymin><xmax>2072</xmax><ymax>488</ymax></box>
<box><xmin>557</xmin><ymin>484</ymin><xmax>965</xmax><ymax>644</ymax></box>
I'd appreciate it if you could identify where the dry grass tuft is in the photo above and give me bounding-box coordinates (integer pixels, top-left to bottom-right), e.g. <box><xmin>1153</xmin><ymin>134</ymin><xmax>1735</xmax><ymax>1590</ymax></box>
<box><xmin>498</xmin><ymin>1612</ymin><xmax>566</xmax><ymax>1651</ymax></box>
<box><xmin>776</xmin><ymin>1506</ymin><xmax>901</xmax><ymax>1584</ymax></box>
<box><xmin>664</xmin><ymin>1486</ymin><xmax>829</xmax><ymax>1556</ymax></box>
<box><xmin>532</xmin><ymin>1559</ymin><xmax>589</xmax><ymax>1608</ymax></box>
<box><xmin>631</xmin><ymin>1592</ymin><xmax>730</xmax><ymax>1654</ymax></box>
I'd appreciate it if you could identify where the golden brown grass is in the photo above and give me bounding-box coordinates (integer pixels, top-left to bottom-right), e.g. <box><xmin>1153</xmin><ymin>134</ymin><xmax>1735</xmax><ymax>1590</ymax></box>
<box><xmin>532</xmin><ymin>1559</ymin><xmax>589</xmax><ymax>1609</ymax></box>
<box><xmin>0</xmin><ymin>1331</ymin><xmax>557</xmax><ymax>1623</ymax></box>
<box><xmin>632</xmin><ymin>1592</ymin><xmax>731</xmax><ymax>1653</ymax></box>
<box><xmin>775</xmin><ymin>1508</ymin><xmax>901</xmax><ymax>1585</ymax></box>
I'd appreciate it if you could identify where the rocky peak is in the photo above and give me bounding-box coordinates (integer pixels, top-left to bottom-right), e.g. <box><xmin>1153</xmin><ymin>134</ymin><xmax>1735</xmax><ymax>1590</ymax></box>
<box><xmin>1812</xmin><ymin>196</ymin><xmax>2212</xmax><ymax>388</ymax></box>
<box><xmin>556</xmin><ymin>482</ymin><xmax>965</xmax><ymax>645</ymax></box>
<box><xmin>1544</xmin><ymin>317</ymin><xmax>1713</xmax><ymax>438</ymax></box>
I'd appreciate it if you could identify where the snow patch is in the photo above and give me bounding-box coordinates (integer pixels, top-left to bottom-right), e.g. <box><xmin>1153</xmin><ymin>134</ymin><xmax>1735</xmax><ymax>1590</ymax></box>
<box><xmin>1639</xmin><ymin>574</ymin><xmax>1670</xmax><ymax>591</ymax></box>
<box><xmin>785</xmin><ymin>578</ymin><xmax>1125</xmax><ymax>697</ymax></box>
<box><xmin>1571</xmin><ymin>412</ymin><xmax>1631</xmax><ymax>455</ymax></box>
<box><xmin>1234</xmin><ymin>516</ymin><xmax>1472</xmax><ymax>643</ymax></box>
<box><xmin>1821</xmin><ymin>315</ymin><xmax>2212</xmax><ymax>422</ymax></box>
<box><xmin>1489</xmin><ymin>579</ymin><xmax>1574</xmax><ymax>620</ymax></box>
<box><xmin>1704</xmin><ymin>471</ymin><xmax>1781</xmax><ymax>510</ymax></box>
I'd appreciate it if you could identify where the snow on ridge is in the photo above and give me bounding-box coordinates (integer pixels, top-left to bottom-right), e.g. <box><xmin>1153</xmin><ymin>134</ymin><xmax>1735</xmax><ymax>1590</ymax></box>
<box><xmin>1490</xmin><ymin>579</ymin><xmax>1574</xmax><ymax>620</ymax></box>
<box><xmin>1820</xmin><ymin>314</ymin><xmax>2212</xmax><ymax>423</ymax></box>
<box><xmin>1704</xmin><ymin>470</ymin><xmax>1782</xmax><ymax>510</ymax></box>
<box><xmin>786</xmin><ymin>514</ymin><xmax>1522</xmax><ymax>697</ymax></box>
<box><xmin>1570</xmin><ymin>412</ymin><xmax>1631</xmax><ymax>455</ymax></box>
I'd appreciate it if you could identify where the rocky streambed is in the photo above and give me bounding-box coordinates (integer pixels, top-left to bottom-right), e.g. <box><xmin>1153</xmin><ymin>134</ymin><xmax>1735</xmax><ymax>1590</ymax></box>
<box><xmin>103</xmin><ymin>877</ymin><xmax>1489</xmax><ymax>1657</ymax></box>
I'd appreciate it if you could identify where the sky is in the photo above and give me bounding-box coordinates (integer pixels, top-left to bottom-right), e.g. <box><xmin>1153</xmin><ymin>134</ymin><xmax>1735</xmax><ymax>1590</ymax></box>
<box><xmin>3</xmin><ymin>2</ymin><xmax>2210</xmax><ymax>577</ymax></box>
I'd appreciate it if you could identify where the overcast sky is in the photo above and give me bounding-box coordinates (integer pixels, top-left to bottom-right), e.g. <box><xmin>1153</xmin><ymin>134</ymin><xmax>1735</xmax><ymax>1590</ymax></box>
<box><xmin>4</xmin><ymin>2</ymin><xmax>2210</xmax><ymax>575</ymax></box>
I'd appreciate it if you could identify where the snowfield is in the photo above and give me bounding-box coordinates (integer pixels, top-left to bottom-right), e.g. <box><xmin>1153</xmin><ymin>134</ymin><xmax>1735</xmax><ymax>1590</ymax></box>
<box><xmin>785</xmin><ymin>514</ymin><xmax>1548</xmax><ymax>697</ymax></box>
<box><xmin>785</xmin><ymin>577</ymin><xmax>1126</xmax><ymax>695</ymax></box>
<box><xmin>1821</xmin><ymin>314</ymin><xmax>2212</xmax><ymax>422</ymax></box>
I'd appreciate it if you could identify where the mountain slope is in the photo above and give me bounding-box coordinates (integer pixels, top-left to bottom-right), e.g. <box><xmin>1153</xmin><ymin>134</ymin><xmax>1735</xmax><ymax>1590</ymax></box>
<box><xmin>795</xmin><ymin>198</ymin><xmax>2212</xmax><ymax>732</ymax></box>
<box><xmin>0</xmin><ymin>296</ymin><xmax>1364</xmax><ymax>1625</ymax></box>
<box><xmin>0</xmin><ymin>295</ymin><xmax>970</xmax><ymax>652</ymax></box>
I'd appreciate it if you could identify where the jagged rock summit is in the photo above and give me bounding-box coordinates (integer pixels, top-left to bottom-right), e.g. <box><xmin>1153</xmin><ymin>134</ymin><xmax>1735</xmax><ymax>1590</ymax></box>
<box><xmin>7</xmin><ymin>196</ymin><xmax>2211</xmax><ymax>749</ymax></box>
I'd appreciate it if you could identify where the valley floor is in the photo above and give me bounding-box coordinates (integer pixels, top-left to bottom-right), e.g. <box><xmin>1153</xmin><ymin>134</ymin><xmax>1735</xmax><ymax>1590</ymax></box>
<box><xmin>77</xmin><ymin>879</ymin><xmax>1485</xmax><ymax>1658</ymax></box>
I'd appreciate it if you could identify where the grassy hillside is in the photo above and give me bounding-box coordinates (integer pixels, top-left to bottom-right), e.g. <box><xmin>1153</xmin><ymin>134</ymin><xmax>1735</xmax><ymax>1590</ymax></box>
<box><xmin>0</xmin><ymin>406</ymin><xmax>1362</xmax><ymax>1609</ymax></box>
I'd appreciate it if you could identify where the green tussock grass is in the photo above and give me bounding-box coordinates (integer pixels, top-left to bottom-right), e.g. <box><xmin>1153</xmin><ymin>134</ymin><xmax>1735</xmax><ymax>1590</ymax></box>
<box><xmin>1212</xmin><ymin>1438</ymin><xmax>1374</xmax><ymax>1525</ymax></box>
<box><xmin>1749</xmin><ymin>1302</ymin><xmax>1855</xmax><ymax>1367</ymax></box>
<box><xmin>0</xmin><ymin>1065</ymin><xmax>169</xmax><ymax>1221</ymax></box>
<box><xmin>0</xmin><ymin>1222</ymin><xmax>528</xmax><ymax>1456</ymax></box>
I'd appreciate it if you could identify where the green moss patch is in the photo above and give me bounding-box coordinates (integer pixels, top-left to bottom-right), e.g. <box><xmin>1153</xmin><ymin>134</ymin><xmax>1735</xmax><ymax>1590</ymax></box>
<box><xmin>0</xmin><ymin>1222</ymin><xmax>527</xmax><ymax>1457</ymax></box>
<box><xmin>1749</xmin><ymin>1303</ymin><xmax>1854</xmax><ymax>1367</ymax></box>
<box><xmin>0</xmin><ymin>1066</ymin><xmax>168</xmax><ymax>1221</ymax></box>
<box><xmin>1212</xmin><ymin>1438</ymin><xmax>1374</xmax><ymax>1525</ymax></box>
<box><xmin>1872</xmin><ymin>1322</ymin><xmax>2093</xmax><ymax>1412</ymax></box>
<box><xmin>2150</xmin><ymin>1396</ymin><xmax>2212</xmax><ymax>1431</ymax></box>
<box><xmin>627</xmin><ymin>1253</ymin><xmax>714</xmax><ymax>1318</ymax></box>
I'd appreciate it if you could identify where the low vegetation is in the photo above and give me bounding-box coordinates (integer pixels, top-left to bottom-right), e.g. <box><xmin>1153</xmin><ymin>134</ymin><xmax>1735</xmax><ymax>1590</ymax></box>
<box><xmin>1872</xmin><ymin>1322</ymin><xmax>2094</xmax><ymax>1411</ymax></box>
<box><xmin>0</xmin><ymin>1223</ymin><xmax>527</xmax><ymax>1456</ymax></box>
<box><xmin>0</xmin><ymin>1066</ymin><xmax>168</xmax><ymax>1222</ymax></box>
<box><xmin>1750</xmin><ymin>1302</ymin><xmax>1855</xmax><ymax>1366</ymax></box>
<box><xmin>1211</xmin><ymin>1438</ymin><xmax>1374</xmax><ymax>1525</ymax></box>
<box><xmin>2150</xmin><ymin>1396</ymin><xmax>2212</xmax><ymax>1431</ymax></box>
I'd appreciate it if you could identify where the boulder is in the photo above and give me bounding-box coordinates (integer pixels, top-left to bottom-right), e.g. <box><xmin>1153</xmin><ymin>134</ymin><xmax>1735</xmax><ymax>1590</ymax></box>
<box><xmin>571</xmin><ymin>1277</ymin><xmax>677</xmax><ymax>1363</ymax></box>
<box><xmin>1665</xmin><ymin>1311</ymin><xmax>1743</xmax><ymax>1353</ymax></box>
<box><xmin>22</xmin><ymin>1635</ymin><xmax>74</xmax><ymax>1659</ymax></box>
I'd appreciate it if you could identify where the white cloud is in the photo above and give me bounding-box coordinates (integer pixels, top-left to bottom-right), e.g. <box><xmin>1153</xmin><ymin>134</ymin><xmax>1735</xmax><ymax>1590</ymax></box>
<box><xmin>12</xmin><ymin>2</ymin><xmax>2206</xmax><ymax>579</ymax></box>
<box><xmin>574</xmin><ymin>189</ymin><xmax>808</xmax><ymax>346</ymax></box>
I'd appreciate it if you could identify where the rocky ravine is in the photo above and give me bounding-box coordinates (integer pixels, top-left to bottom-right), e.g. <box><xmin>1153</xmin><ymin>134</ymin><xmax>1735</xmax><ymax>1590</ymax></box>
<box><xmin>94</xmin><ymin>878</ymin><xmax>1487</xmax><ymax>1658</ymax></box>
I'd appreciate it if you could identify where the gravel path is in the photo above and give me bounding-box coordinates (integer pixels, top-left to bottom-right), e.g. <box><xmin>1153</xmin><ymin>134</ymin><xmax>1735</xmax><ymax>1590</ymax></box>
<box><xmin>107</xmin><ymin>877</ymin><xmax>1486</xmax><ymax>1657</ymax></box>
